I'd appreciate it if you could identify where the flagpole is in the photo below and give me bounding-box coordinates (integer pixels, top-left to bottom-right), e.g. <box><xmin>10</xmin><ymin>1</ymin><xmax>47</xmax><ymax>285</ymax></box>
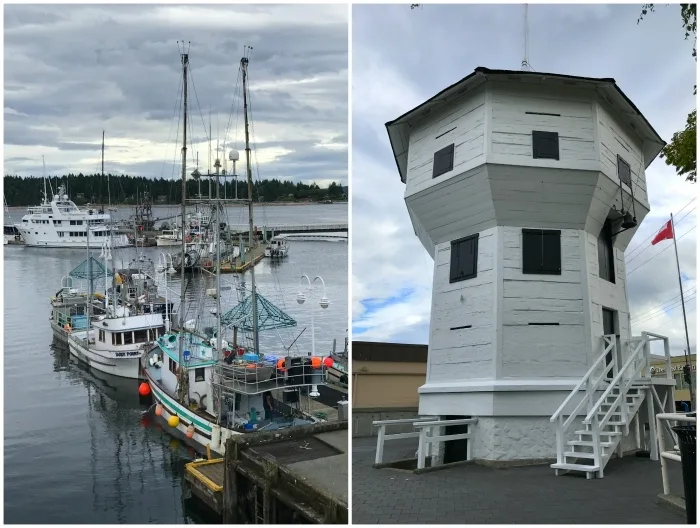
<box><xmin>671</xmin><ymin>212</ymin><xmax>694</xmax><ymax>410</ymax></box>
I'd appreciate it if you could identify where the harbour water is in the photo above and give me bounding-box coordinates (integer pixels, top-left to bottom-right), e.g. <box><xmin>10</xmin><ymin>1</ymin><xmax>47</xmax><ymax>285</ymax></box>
<box><xmin>3</xmin><ymin>203</ymin><xmax>348</xmax><ymax>524</ymax></box>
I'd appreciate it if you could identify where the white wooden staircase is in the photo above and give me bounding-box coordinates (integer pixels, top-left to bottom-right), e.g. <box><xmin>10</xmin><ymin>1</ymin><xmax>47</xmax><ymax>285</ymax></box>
<box><xmin>550</xmin><ymin>333</ymin><xmax>667</xmax><ymax>479</ymax></box>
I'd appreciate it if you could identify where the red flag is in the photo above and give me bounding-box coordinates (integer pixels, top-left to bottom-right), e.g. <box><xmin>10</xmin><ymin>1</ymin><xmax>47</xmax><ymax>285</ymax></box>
<box><xmin>651</xmin><ymin>220</ymin><xmax>674</xmax><ymax>245</ymax></box>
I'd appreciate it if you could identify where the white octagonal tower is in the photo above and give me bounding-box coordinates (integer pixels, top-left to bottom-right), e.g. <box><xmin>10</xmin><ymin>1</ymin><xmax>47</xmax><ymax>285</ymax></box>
<box><xmin>386</xmin><ymin>67</ymin><xmax>666</xmax><ymax>464</ymax></box>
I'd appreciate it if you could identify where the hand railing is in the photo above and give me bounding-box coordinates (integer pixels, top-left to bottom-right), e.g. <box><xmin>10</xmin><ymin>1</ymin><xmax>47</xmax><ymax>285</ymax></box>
<box><xmin>550</xmin><ymin>335</ymin><xmax>617</xmax><ymax>465</ymax></box>
<box><xmin>584</xmin><ymin>338</ymin><xmax>647</xmax><ymax>428</ymax></box>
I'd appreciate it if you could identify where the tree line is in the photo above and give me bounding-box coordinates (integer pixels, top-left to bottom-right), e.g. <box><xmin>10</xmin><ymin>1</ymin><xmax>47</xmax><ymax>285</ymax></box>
<box><xmin>3</xmin><ymin>174</ymin><xmax>347</xmax><ymax>206</ymax></box>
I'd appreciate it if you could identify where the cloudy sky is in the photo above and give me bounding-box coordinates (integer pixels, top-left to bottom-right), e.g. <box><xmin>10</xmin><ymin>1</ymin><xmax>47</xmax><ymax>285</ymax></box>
<box><xmin>352</xmin><ymin>4</ymin><xmax>697</xmax><ymax>356</ymax></box>
<box><xmin>4</xmin><ymin>4</ymin><xmax>348</xmax><ymax>186</ymax></box>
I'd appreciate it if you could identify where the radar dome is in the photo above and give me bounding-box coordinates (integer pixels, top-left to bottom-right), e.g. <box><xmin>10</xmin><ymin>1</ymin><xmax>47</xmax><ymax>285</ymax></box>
<box><xmin>228</xmin><ymin>149</ymin><xmax>240</xmax><ymax>161</ymax></box>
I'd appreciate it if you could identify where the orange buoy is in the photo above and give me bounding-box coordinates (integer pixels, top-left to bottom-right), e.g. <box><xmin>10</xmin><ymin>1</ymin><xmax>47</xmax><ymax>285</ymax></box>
<box><xmin>323</xmin><ymin>357</ymin><xmax>334</xmax><ymax>368</ymax></box>
<box><xmin>276</xmin><ymin>358</ymin><xmax>286</xmax><ymax>372</ymax></box>
<box><xmin>311</xmin><ymin>357</ymin><xmax>322</xmax><ymax>369</ymax></box>
<box><xmin>138</xmin><ymin>382</ymin><xmax>151</xmax><ymax>396</ymax></box>
<box><xmin>155</xmin><ymin>404</ymin><xmax>163</xmax><ymax>416</ymax></box>
<box><xmin>186</xmin><ymin>425</ymin><xmax>195</xmax><ymax>439</ymax></box>
<box><xmin>246</xmin><ymin>363</ymin><xmax>257</xmax><ymax>369</ymax></box>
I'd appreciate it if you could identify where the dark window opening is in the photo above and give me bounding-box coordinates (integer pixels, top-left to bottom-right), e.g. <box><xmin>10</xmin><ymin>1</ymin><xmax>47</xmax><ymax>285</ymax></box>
<box><xmin>450</xmin><ymin>234</ymin><xmax>479</xmax><ymax>283</ymax></box>
<box><xmin>522</xmin><ymin>229</ymin><xmax>561</xmax><ymax>275</ymax></box>
<box><xmin>532</xmin><ymin>131</ymin><xmax>559</xmax><ymax>160</ymax></box>
<box><xmin>432</xmin><ymin>143</ymin><xmax>455</xmax><ymax>178</ymax></box>
<box><xmin>617</xmin><ymin>155</ymin><xmax>631</xmax><ymax>187</ymax></box>
<box><xmin>195</xmin><ymin>368</ymin><xmax>205</xmax><ymax>382</ymax></box>
<box><xmin>598</xmin><ymin>220</ymin><xmax>616</xmax><ymax>283</ymax></box>
<box><xmin>134</xmin><ymin>329</ymin><xmax>149</xmax><ymax>343</ymax></box>
<box><xmin>169</xmin><ymin>357</ymin><xmax>178</xmax><ymax>375</ymax></box>
<box><xmin>123</xmin><ymin>332</ymin><xmax>133</xmax><ymax>345</ymax></box>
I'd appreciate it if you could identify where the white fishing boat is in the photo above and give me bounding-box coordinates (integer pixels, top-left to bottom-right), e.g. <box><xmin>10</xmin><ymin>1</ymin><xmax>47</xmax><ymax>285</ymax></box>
<box><xmin>156</xmin><ymin>229</ymin><xmax>182</xmax><ymax>247</ymax></box>
<box><xmin>141</xmin><ymin>51</ymin><xmax>331</xmax><ymax>455</ymax></box>
<box><xmin>15</xmin><ymin>151</ymin><xmax>129</xmax><ymax>248</ymax></box>
<box><xmin>65</xmin><ymin>207</ymin><xmax>175</xmax><ymax>378</ymax></box>
<box><xmin>264</xmin><ymin>236</ymin><xmax>289</xmax><ymax>258</ymax></box>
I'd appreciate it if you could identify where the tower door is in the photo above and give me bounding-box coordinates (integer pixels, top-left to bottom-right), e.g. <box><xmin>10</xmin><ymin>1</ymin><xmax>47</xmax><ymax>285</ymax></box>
<box><xmin>602</xmin><ymin>308</ymin><xmax>616</xmax><ymax>380</ymax></box>
<box><xmin>443</xmin><ymin>415</ymin><xmax>470</xmax><ymax>464</ymax></box>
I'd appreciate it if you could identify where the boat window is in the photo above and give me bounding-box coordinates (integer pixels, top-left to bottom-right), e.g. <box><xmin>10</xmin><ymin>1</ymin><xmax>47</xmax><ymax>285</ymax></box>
<box><xmin>134</xmin><ymin>329</ymin><xmax>149</xmax><ymax>343</ymax></box>
<box><xmin>99</xmin><ymin>330</ymin><xmax>105</xmax><ymax>342</ymax></box>
<box><xmin>123</xmin><ymin>332</ymin><xmax>134</xmax><ymax>345</ymax></box>
<box><xmin>169</xmin><ymin>357</ymin><xmax>177</xmax><ymax>374</ymax></box>
<box><xmin>112</xmin><ymin>332</ymin><xmax>119</xmax><ymax>345</ymax></box>
<box><xmin>195</xmin><ymin>368</ymin><xmax>205</xmax><ymax>382</ymax></box>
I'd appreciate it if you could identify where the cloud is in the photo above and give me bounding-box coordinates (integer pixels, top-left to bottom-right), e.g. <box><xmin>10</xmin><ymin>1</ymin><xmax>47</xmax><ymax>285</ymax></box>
<box><xmin>3</xmin><ymin>4</ymin><xmax>348</xmax><ymax>187</ymax></box>
<box><xmin>352</xmin><ymin>4</ymin><xmax>696</xmax><ymax>356</ymax></box>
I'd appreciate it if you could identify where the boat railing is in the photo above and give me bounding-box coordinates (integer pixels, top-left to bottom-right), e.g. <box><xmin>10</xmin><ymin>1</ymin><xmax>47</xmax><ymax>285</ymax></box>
<box><xmin>213</xmin><ymin>359</ymin><xmax>327</xmax><ymax>396</ymax></box>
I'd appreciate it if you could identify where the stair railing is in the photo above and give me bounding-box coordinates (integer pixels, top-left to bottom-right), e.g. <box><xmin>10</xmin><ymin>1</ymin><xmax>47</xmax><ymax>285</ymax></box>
<box><xmin>584</xmin><ymin>337</ymin><xmax>648</xmax><ymax>433</ymax></box>
<box><xmin>550</xmin><ymin>335</ymin><xmax>618</xmax><ymax>465</ymax></box>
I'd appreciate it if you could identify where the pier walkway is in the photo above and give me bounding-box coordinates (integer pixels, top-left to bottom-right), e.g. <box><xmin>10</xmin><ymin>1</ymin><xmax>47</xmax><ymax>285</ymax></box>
<box><xmin>352</xmin><ymin>436</ymin><xmax>685</xmax><ymax>524</ymax></box>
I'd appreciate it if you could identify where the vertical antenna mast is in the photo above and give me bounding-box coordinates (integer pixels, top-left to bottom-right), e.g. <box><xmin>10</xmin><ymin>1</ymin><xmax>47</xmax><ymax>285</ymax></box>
<box><xmin>241</xmin><ymin>49</ymin><xmax>259</xmax><ymax>355</ymax></box>
<box><xmin>521</xmin><ymin>4</ymin><xmax>531</xmax><ymax>71</ymax></box>
<box><xmin>178</xmin><ymin>44</ymin><xmax>189</xmax><ymax>403</ymax></box>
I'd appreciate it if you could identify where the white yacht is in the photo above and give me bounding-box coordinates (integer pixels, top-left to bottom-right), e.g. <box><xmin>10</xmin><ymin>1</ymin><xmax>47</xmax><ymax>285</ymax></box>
<box><xmin>15</xmin><ymin>184</ymin><xmax>130</xmax><ymax>248</ymax></box>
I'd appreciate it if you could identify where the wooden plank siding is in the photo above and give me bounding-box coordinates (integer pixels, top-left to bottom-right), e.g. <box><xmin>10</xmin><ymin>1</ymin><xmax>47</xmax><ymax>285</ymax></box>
<box><xmin>500</xmin><ymin>227</ymin><xmax>587</xmax><ymax>378</ymax></box>
<box><xmin>405</xmin><ymin>89</ymin><xmax>486</xmax><ymax>197</ymax></box>
<box><xmin>427</xmin><ymin>228</ymin><xmax>497</xmax><ymax>381</ymax></box>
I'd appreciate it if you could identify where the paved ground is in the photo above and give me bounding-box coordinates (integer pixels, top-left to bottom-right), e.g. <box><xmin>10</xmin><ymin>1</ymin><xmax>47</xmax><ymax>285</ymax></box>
<box><xmin>352</xmin><ymin>437</ymin><xmax>686</xmax><ymax>524</ymax></box>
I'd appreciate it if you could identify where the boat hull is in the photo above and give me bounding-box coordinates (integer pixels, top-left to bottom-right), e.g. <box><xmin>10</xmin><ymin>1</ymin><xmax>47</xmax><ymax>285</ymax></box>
<box><xmin>18</xmin><ymin>230</ymin><xmax>130</xmax><ymax>248</ymax></box>
<box><xmin>145</xmin><ymin>370</ymin><xmax>236</xmax><ymax>456</ymax></box>
<box><xmin>68</xmin><ymin>336</ymin><xmax>142</xmax><ymax>379</ymax></box>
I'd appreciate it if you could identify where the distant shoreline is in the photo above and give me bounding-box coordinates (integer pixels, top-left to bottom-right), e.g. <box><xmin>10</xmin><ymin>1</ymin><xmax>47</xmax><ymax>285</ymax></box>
<box><xmin>4</xmin><ymin>201</ymin><xmax>348</xmax><ymax>209</ymax></box>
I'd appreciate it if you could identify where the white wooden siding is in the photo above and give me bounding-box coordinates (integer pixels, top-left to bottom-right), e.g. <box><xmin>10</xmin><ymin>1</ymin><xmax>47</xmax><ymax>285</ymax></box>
<box><xmin>428</xmin><ymin>228</ymin><xmax>496</xmax><ymax>381</ymax></box>
<box><xmin>584</xmin><ymin>232</ymin><xmax>631</xmax><ymax>341</ymax></box>
<box><xmin>405</xmin><ymin>89</ymin><xmax>486</xmax><ymax>197</ymax></box>
<box><xmin>596</xmin><ymin>101</ymin><xmax>648</xmax><ymax>208</ymax></box>
<box><xmin>486</xmin><ymin>85</ymin><xmax>597</xmax><ymax>170</ymax></box>
<box><xmin>500</xmin><ymin>227</ymin><xmax>587</xmax><ymax>377</ymax></box>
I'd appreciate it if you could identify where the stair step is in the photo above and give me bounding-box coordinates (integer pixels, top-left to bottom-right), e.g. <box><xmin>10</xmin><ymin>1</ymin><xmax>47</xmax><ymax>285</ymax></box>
<box><xmin>569</xmin><ymin>440</ymin><xmax>615</xmax><ymax>447</ymax></box>
<box><xmin>564</xmin><ymin>451</ymin><xmax>597</xmax><ymax>459</ymax></box>
<box><xmin>576</xmin><ymin>430</ymin><xmax>622</xmax><ymax>437</ymax></box>
<box><xmin>551</xmin><ymin>462</ymin><xmax>600</xmax><ymax>472</ymax></box>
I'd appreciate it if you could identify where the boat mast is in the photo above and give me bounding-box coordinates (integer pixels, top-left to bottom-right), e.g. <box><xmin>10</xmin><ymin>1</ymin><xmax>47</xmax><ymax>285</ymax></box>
<box><xmin>177</xmin><ymin>47</ymin><xmax>189</xmax><ymax>403</ymax></box>
<box><xmin>241</xmin><ymin>51</ymin><xmax>259</xmax><ymax>354</ymax></box>
<box><xmin>103</xmin><ymin>131</ymin><xmax>111</xmax><ymax>209</ymax></box>
<box><xmin>42</xmin><ymin>156</ymin><xmax>47</xmax><ymax>204</ymax></box>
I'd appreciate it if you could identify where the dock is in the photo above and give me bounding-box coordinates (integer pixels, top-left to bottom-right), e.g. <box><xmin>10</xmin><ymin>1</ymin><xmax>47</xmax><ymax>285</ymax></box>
<box><xmin>201</xmin><ymin>244</ymin><xmax>266</xmax><ymax>274</ymax></box>
<box><xmin>183</xmin><ymin>421</ymin><xmax>348</xmax><ymax>524</ymax></box>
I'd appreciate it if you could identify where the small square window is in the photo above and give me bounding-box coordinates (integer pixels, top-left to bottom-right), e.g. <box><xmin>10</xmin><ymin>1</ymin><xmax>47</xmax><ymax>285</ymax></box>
<box><xmin>195</xmin><ymin>368</ymin><xmax>206</xmax><ymax>382</ymax></box>
<box><xmin>532</xmin><ymin>131</ymin><xmax>559</xmax><ymax>160</ymax></box>
<box><xmin>450</xmin><ymin>234</ymin><xmax>479</xmax><ymax>283</ymax></box>
<box><xmin>617</xmin><ymin>155</ymin><xmax>631</xmax><ymax>187</ymax></box>
<box><xmin>432</xmin><ymin>143</ymin><xmax>455</xmax><ymax>178</ymax></box>
<box><xmin>522</xmin><ymin>229</ymin><xmax>561</xmax><ymax>275</ymax></box>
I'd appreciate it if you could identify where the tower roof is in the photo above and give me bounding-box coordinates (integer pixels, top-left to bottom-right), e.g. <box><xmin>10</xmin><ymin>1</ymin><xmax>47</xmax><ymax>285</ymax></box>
<box><xmin>386</xmin><ymin>67</ymin><xmax>666</xmax><ymax>183</ymax></box>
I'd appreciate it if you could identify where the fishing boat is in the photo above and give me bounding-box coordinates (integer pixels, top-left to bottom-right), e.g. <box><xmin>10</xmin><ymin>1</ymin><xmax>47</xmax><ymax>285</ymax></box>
<box><xmin>264</xmin><ymin>235</ymin><xmax>289</xmax><ymax>258</ymax></box>
<box><xmin>15</xmin><ymin>151</ymin><xmax>129</xmax><ymax>248</ymax></box>
<box><xmin>63</xmin><ymin>175</ymin><xmax>174</xmax><ymax>378</ymax></box>
<box><xmin>49</xmin><ymin>272</ymin><xmax>100</xmax><ymax>345</ymax></box>
<box><xmin>141</xmin><ymin>50</ymin><xmax>332</xmax><ymax>455</ymax></box>
<box><xmin>156</xmin><ymin>229</ymin><xmax>182</xmax><ymax>247</ymax></box>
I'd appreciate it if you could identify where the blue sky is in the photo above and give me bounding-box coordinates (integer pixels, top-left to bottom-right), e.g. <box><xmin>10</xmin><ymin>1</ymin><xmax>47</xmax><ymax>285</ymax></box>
<box><xmin>351</xmin><ymin>4</ymin><xmax>696</xmax><ymax>355</ymax></box>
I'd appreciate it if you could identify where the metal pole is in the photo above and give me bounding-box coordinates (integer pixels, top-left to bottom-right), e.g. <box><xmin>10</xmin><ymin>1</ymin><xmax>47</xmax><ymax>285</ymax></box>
<box><xmin>178</xmin><ymin>50</ymin><xmax>189</xmax><ymax>403</ymax></box>
<box><xmin>671</xmin><ymin>213</ymin><xmax>694</xmax><ymax>410</ymax></box>
<box><xmin>242</xmin><ymin>54</ymin><xmax>259</xmax><ymax>355</ymax></box>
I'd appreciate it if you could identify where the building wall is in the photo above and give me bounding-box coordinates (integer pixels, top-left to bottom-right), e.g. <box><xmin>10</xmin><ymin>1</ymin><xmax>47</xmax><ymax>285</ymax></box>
<box><xmin>352</xmin><ymin>342</ymin><xmax>428</xmax><ymax>437</ymax></box>
<box><xmin>486</xmin><ymin>82</ymin><xmax>598</xmax><ymax>171</ymax></box>
<box><xmin>500</xmin><ymin>227</ymin><xmax>587</xmax><ymax>379</ymax></box>
<box><xmin>596</xmin><ymin>100</ymin><xmax>649</xmax><ymax>208</ymax></box>
<box><xmin>405</xmin><ymin>89</ymin><xmax>486</xmax><ymax>197</ymax></box>
<box><xmin>651</xmin><ymin>354</ymin><xmax>696</xmax><ymax>404</ymax></box>
<box><xmin>428</xmin><ymin>227</ymin><xmax>496</xmax><ymax>382</ymax></box>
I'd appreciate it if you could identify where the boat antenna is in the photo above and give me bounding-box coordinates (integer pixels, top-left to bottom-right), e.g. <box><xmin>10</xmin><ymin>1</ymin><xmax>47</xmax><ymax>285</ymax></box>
<box><xmin>177</xmin><ymin>43</ymin><xmax>190</xmax><ymax>403</ymax></box>
<box><xmin>241</xmin><ymin>49</ymin><xmax>259</xmax><ymax>355</ymax></box>
<box><xmin>520</xmin><ymin>4</ymin><xmax>532</xmax><ymax>71</ymax></box>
